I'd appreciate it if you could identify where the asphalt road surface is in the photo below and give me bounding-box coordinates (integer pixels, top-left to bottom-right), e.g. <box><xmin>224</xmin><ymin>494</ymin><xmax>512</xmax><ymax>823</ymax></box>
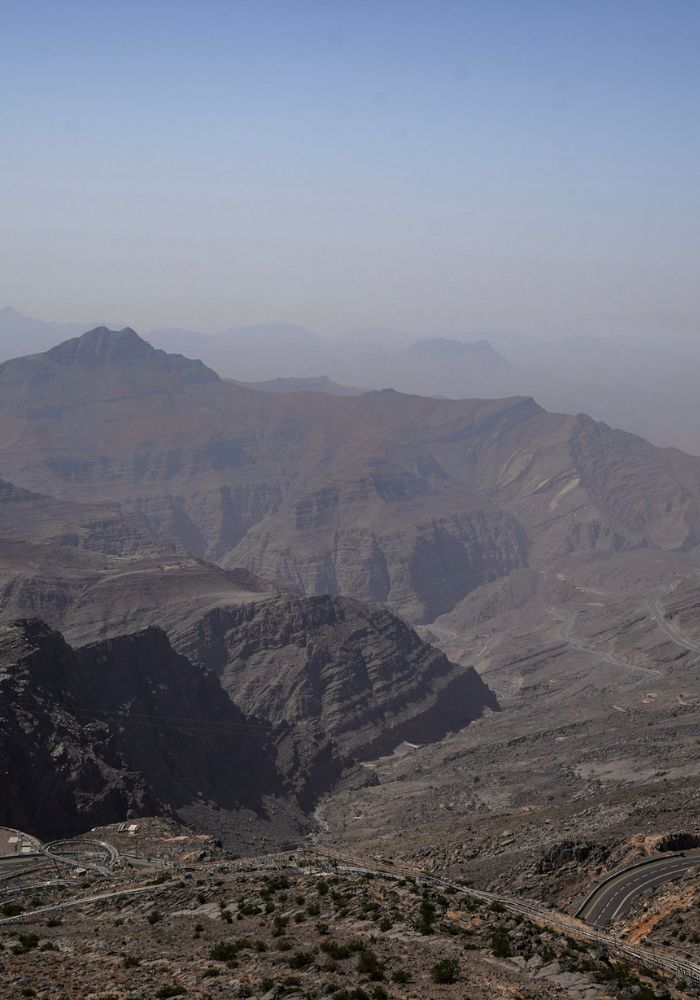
<box><xmin>578</xmin><ymin>852</ymin><xmax>700</xmax><ymax>928</ymax></box>
<box><xmin>648</xmin><ymin>592</ymin><xmax>700</xmax><ymax>655</ymax></box>
<box><xmin>0</xmin><ymin>853</ymin><xmax>46</xmax><ymax>880</ymax></box>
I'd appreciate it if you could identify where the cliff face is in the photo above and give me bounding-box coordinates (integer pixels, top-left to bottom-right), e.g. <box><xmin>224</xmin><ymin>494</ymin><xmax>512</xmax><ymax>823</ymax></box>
<box><xmin>0</xmin><ymin>474</ymin><xmax>275</xmax><ymax>643</ymax></box>
<box><xmin>2</xmin><ymin>329</ymin><xmax>700</xmax><ymax>623</ymax></box>
<box><xmin>0</xmin><ymin>598</ymin><xmax>494</xmax><ymax>833</ymax></box>
<box><xmin>0</xmin><ymin>620</ymin><xmax>282</xmax><ymax>839</ymax></box>
<box><xmin>174</xmin><ymin>593</ymin><xmax>498</xmax><ymax>764</ymax></box>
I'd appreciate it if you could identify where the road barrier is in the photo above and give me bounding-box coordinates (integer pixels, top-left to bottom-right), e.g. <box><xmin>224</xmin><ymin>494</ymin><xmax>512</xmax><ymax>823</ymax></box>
<box><xmin>298</xmin><ymin>848</ymin><xmax>700</xmax><ymax>988</ymax></box>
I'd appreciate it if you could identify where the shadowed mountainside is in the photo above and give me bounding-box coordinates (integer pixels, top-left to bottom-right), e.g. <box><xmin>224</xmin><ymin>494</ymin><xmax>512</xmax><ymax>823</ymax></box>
<box><xmin>0</xmin><ymin>474</ymin><xmax>497</xmax><ymax>814</ymax></box>
<box><xmin>174</xmin><ymin>593</ymin><xmax>498</xmax><ymax>762</ymax></box>
<box><xmin>0</xmin><ymin>619</ymin><xmax>283</xmax><ymax>839</ymax></box>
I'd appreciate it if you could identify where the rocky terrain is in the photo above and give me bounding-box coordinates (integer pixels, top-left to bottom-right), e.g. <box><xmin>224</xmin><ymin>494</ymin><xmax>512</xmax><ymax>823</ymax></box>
<box><xmin>0</xmin><ymin>477</ymin><xmax>498</xmax><ymax>838</ymax></box>
<box><xmin>0</xmin><ymin>473</ymin><xmax>276</xmax><ymax>644</ymax></box>
<box><xmin>0</xmin><ymin>819</ymin><xmax>692</xmax><ymax>1000</ymax></box>
<box><xmin>174</xmin><ymin>594</ymin><xmax>497</xmax><ymax>786</ymax></box>
<box><xmin>0</xmin><ymin>476</ymin><xmax>497</xmax><ymax>806</ymax></box>
<box><xmin>0</xmin><ymin>608</ymin><xmax>497</xmax><ymax>844</ymax></box>
<box><xmin>2</xmin><ymin>326</ymin><xmax>700</xmax><ymax>994</ymax></box>
<box><xmin>0</xmin><ymin>619</ymin><xmax>297</xmax><ymax>842</ymax></box>
<box><xmin>2</xmin><ymin>328</ymin><xmax>700</xmax><ymax>624</ymax></box>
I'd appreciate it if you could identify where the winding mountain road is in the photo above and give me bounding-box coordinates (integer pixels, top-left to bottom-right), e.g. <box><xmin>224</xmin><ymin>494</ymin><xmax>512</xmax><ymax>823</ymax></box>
<box><xmin>576</xmin><ymin>851</ymin><xmax>700</xmax><ymax>928</ymax></box>
<box><xmin>548</xmin><ymin>608</ymin><xmax>660</xmax><ymax>677</ymax></box>
<box><xmin>648</xmin><ymin>591</ymin><xmax>700</xmax><ymax>656</ymax></box>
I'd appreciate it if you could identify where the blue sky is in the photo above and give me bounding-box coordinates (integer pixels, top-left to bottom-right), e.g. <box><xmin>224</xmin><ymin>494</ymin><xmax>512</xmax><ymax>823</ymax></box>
<box><xmin>1</xmin><ymin>0</ymin><xmax>699</xmax><ymax>339</ymax></box>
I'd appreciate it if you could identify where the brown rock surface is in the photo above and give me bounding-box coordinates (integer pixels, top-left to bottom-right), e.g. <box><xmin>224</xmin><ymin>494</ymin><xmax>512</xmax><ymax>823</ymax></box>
<box><xmin>2</xmin><ymin>328</ymin><xmax>700</xmax><ymax>622</ymax></box>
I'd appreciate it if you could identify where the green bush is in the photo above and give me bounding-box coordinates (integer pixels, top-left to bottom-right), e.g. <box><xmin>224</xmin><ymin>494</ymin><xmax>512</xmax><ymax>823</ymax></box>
<box><xmin>357</xmin><ymin>949</ymin><xmax>384</xmax><ymax>980</ymax></box>
<box><xmin>321</xmin><ymin>939</ymin><xmax>353</xmax><ymax>960</ymax></box>
<box><xmin>431</xmin><ymin>957</ymin><xmax>460</xmax><ymax>984</ymax></box>
<box><xmin>17</xmin><ymin>933</ymin><xmax>39</xmax><ymax>952</ymax></box>
<box><xmin>417</xmin><ymin>894</ymin><xmax>436</xmax><ymax>935</ymax></box>
<box><xmin>209</xmin><ymin>941</ymin><xmax>239</xmax><ymax>962</ymax></box>
<box><xmin>288</xmin><ymin>950</ymin><xmax>315</xmax><ymax>969</ymax></box>
<box><xmin>491</xmin><ymin>926</ymin><xmax>512</xmax><ymax>958</ymax></box>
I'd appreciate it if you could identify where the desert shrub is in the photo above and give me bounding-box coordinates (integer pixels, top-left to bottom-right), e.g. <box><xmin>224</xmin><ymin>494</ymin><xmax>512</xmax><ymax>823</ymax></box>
<box><xmin>209</xmin><ymin>941</ymin><xmax>239</xmax><ymax>962</ymax></box>
<box><xmin>14</xmin><ymin>933</ymin><xmax>40</xmax><ymax>954</ymax></box>
<box><xmin>272</xmin><ymin>914</ymin><xmax>288</xmax><ymax>936</ymax></box>
<box><xmin>322</xmin><ymin>939</ymin><xmax>352</xmax><ymax>960</ymax></box>
<box><xmin>431</xmin><ymin>957</ymin><xmax>460</xmax><ymax>984</ymax></box>
<box><xmin>491</xmin><ymin>926</ymin><xmax>512</xmax><ymax>958</ymax></box>
<box><xmin>288</xmin><ymin>950</ymin><xmax>315</xmax><ymax>969</ymax></box>
<box><xmin>357</xmin><ymin>949</ymin><xmax>384</xmax><ymax>980</ymax></box>
<box><xmin>417</xmin><ymin>894</ymin><xmax>436</xmax><ymax>934</ymax></box>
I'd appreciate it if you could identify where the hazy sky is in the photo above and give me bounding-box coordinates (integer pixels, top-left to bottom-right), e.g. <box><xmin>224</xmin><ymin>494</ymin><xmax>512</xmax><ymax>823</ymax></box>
<box><xmin>1</xmin><ymin>0</ymin><xmax>699</xmax><ymax>340</ymax></box>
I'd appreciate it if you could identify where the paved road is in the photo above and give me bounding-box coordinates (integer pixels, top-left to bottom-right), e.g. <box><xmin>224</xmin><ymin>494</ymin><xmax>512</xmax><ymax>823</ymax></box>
<box><xmin>0</xmin><ymin>853</ymin><xmax>47</xmax><ymax>881</ymax></box>
<box><xmin>577</xmin><ymin>852</ymin><xmax>700</xmax><ymax>927</ymax></box>
<box><xmin>300</xmin><ymin>848</ymin><xmax>700</xmax><ymax>987</ymax></box>
<box><xmin>549</xmin><ymin>608</ymin><xmax>660</xmax><ymax>676</ymax></box>
<box><xmin>648</xmin><ymin>592</ymin><xmax>700</xmax><ymax>656</ymax></box>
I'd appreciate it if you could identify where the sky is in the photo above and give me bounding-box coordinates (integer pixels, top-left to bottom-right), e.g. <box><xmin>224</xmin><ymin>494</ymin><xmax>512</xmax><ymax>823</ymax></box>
<box><xmin>1</xmin><ymin>0</ymin><xmax>699</xmax><ymax>341</ymax></box>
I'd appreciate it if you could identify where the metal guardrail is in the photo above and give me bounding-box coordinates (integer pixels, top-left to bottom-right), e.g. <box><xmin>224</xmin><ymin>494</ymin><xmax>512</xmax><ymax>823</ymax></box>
<box><xmin>298</xmin><ymin>848</ymin><xmax>700</xmax><ymax>988</ymax></box>
<box><xmin>0</xmin><ymin>881</ymin><xmax>178</xmax><ymax>927</ymax></box>
<box><xmin>41</xmin><ymin>839</ymin><xmax>119</xmax><ymax>878</ymax></box>
<box><xmin>4</xmin><ymin>837</ymin><xmax>698</xmax><ymax>986</ymax></box>
<box><xmin>573</xmin><ymin>852</ymin><xmax>685</xmax><ymax>919</ymax></box>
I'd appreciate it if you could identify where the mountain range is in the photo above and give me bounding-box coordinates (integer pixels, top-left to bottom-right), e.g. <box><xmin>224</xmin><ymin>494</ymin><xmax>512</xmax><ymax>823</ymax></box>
<box><xmin>4</xmin><ymin>306</ymin><xmax>700</xmax><ymax>455</ymax></box>
<box><xmin>2</xmin><ymin>323</ymin><xmax>700</xmax><ymax>846</ymax></box>
<box><xmin>2</xmin><ymin>326</ymin><xmax>699</xmax><ymax>624</ymax></box>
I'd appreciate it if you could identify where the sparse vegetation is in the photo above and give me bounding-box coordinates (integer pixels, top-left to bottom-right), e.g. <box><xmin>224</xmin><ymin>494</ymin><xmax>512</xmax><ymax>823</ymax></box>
<box><xmin>431</xmin><ymin>957</ymin><xmax>459</xmax><ymax>983</ymax></box>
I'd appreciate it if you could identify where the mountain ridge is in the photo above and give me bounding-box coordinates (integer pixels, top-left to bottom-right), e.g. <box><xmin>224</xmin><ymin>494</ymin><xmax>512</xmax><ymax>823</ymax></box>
<box><xmin>1</xmin><ymin>328</ymin><xmax>699</xmax><ymax>622</ymax></box>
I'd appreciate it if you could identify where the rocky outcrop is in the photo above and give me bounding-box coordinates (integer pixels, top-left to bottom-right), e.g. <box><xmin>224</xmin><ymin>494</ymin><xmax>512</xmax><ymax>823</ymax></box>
<box><xmin>0</xmin><ymin>620</ymin><xmax>284</xmax><ymax>839</ymax></box>
<box><xmin>174</xmin><ymin>593</ymin><xmax>498</xmax><ymax>767</ymax></box>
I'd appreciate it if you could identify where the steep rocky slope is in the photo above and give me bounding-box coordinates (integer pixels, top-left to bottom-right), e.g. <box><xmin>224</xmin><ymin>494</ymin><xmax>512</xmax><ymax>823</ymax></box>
<box><xmin>174</xmin><ymin>593</ymin><xmax>498</xmax><ymax>763</ymax></box>
<box><xmin>2</xmin><ymin>327</ymin><xmax>700</xmax><ymax>621</ymax></box>
<box><xmin>0</xmin><ymin>620</ymin><xmax>285</xmax><ymax>839</ymax></box>
<box><xmin>0</xmin><ymin>477</ymin><xmax>496</xmax><ymax>810</ymax></box>
<box><xmin>0</xmin><ymin>476</ymin><xmax>274</xmax><ymax>642</ymax></box>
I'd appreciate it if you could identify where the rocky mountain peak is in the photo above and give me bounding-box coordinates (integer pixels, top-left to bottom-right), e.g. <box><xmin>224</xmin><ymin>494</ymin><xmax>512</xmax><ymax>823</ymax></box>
<box><xmin>45</xmin><ymin>326</ymin><xmax>156</xmax><ymax>365</ymax></box>
<box><xmin>401</xmin><ymin>337</ymin><xmax>513</xmax><ymax>369</ymax></box>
